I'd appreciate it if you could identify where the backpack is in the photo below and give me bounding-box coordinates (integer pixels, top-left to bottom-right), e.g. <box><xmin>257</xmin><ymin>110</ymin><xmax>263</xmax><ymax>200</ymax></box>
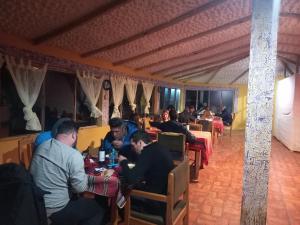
<box><xmin>0</xmin><ymin>163</ymin><xmax>48</xmax><ymax>225</ymax></box>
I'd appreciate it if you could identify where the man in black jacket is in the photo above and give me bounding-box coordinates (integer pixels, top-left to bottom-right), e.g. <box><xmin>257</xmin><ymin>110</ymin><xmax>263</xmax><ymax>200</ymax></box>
<box><xmin>118</xmin><ymin>130</ymin><xmax>174</xmax><ymax>218</ymax></box>
<box><xmin>156</xmin><ymin>109</ymin><xmax>196</xmax><ymax>143</ymax></box>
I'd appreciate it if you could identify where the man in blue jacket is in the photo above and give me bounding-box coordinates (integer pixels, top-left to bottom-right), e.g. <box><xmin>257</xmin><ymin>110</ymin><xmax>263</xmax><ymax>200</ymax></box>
<box><xmin>102</xmin><ymin>117</ymin><xmax>138</xmax><ymax>162</ymax></box>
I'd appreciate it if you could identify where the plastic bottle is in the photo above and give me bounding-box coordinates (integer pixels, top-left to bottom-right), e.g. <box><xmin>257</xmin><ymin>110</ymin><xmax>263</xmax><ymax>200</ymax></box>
<box><xmin>108</xmin><ymin>147</ymin><xmax>117</xmax><ymax>168</ymax></box>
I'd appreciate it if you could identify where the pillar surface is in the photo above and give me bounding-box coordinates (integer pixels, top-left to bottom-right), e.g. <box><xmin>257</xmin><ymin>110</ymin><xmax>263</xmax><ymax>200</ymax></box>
<box><xmin>241</xmin><ymin>0</ymin><xmax>281</xmax><ymax>225</ymax></box>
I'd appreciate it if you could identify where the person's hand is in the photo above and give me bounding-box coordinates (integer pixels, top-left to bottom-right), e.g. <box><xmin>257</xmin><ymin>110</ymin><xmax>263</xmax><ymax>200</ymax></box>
<box><xmin>112</xmin><ymin>140</ymin><xmax>123</xmax><ymax>149</ymax></box>
<box><xmin>118</xmin><ymin>155</ymin><xmax>127</xmax><ymax>162</ymax></box>
<box><xmin>103</xmin><ymin>169</ymin><xmax>114</xmax><ymax>177</ymax></box>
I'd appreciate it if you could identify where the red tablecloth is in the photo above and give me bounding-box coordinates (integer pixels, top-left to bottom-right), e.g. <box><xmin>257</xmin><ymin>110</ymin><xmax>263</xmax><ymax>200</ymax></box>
<box><xmin>84</xmin><ymin>158</ymin><xmax>125</xmax><ymax>208</ymax></box>
<box><xmin>212</xmin><ymin>119</ymin><xmax>224</xmax><ymax>133</ymax></box>
<box><xmin>189</xmin><ymin>131</ymin><xmax>213</xmax><ymax>165</ymax></box>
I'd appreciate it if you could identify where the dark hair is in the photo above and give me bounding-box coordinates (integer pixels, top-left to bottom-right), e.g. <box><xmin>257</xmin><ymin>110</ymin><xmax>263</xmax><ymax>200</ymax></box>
<box><xmin>56</xmin><ymin>120</ymin><xmax>79</xmax><ymax>136</ymax></box>
<box><xmin>51</xmin><ymin>118</ymin><xmax>72</xmax><ymax>137</ymax></box>
<box><xmin>167</xmin><ymin>105</ymin><xmax>175</xmax><ymax>111</ymax></box>
<box><xmin>131</xmin><ymin>130</ymin><xmax>152</xmax><ymax>144</ymax></box>
<box><xmin>189</xmin><ymin>105</ymin><xmax>195</xmax><ymax>110</ymax></box>
<box><xmin>109</xmin><ymin>117</ymin><xmax>124</xmax><ymax>128</ymax></box>
<box><xmin>169</xmin><ymin>109</ymin><xmax>178</xmax><ymax>121</ymax></box>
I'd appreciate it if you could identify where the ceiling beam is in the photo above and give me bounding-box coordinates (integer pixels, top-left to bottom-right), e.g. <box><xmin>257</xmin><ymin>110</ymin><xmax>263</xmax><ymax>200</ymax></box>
<box><xmin>152</xmin><ymin>44</ymin><xmax>250</xmax><ymax>74</ymax></box>
<box><xmin>81</xmin><ymin>0</ymin><xmax>227</xmax><ymax>57</ymax></box>
<box><xmin>277</xmin><ymin>50</ymin><xmax>300</xmax><ymax>57</ymax></box>
<box><xmin>229</xmin><ymin>68</ymin><xmax>249</xmax><ymax>84</ymax></box>
<box><xmin>171</xmin><ymin>64</ymin><xmax>224</xmax><ymax>80</ymax></box>
<box><xmin>280</xmin><ymin>12</ymin><xmax>300</xmax><ymax>19</ymax></box>
<box><xmin>136</xmin><ymin>34</ymin><xmax>250</xmax><ymax>71</ymax></box>
<box><xmin>164</xmin><ymin>50</ymin><xmax>249</xmax><ymax>77</ymax></box>
<box><xmin>278</xmin><ymin>41</ymin><xmax>300</xmax><ymax>48</ymax></box>
<box><xmin>279</xmin><ymin>58</ymin><xmax>294</xmax><ymax>76</ymax></box>
<box><xmin>277</xmin><ymin>55</ymin><xmax>297</xmax><ymax>65</ymax></box>
<box><xmin>179</xmin><ymin>54</ymin><xmax>249</xmax><ymax>81</ymax></box>
<box><xmin>113</xmin><ymin>15</ymin><xmax>251</xmax><ymax>65</ymax></box>
<box><xmin>136</xmin><ymin>31</ymin><xmax>294</xmax><ymax>71</ymax></box>
<box><xmin>206</xmin><ymin>68</ymin><xmax>222</xmax><ymax>83</ymax></box>
<box><xmin>175</xmin><ymin>67</ymin><xmax>221</xmax><ymax>81</ymax></box>
<box><xmin>33</xmin><ymin>0</ymin><xmax>129</xmax><ymax>44</ymax></box>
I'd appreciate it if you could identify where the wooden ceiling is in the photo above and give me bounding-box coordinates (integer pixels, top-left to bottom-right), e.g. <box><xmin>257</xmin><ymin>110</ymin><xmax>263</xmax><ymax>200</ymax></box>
<box><xmin>0</xmin><ymin>0</ymin><xmax>300</xmax><ymax>85</ymax></box>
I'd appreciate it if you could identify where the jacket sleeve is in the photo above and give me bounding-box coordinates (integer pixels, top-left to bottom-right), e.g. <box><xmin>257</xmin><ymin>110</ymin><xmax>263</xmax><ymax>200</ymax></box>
<box><xmin>120</xmin><ymin>149</ymin><xmax>152</xmax><ymax>187</ymax></box>
<box><xmin>102</xmin><ymin>133</ymin><xmax>113</xmax><ymax>154</ymax></box>
<box><xmin>69</xmin><ymin>152</ymin><xmax>88</xmax><ymax>193</ymax></box>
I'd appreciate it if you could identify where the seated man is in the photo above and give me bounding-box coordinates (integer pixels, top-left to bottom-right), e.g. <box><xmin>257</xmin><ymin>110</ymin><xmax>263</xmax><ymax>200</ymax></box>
<box><xmin>155</xmin><ymin>109</ymin><xmax>196</xmax><ymax>143</ymax></box>
<box><xmin>178</xmin><ymin>105</ymin><xmax>195</xmax><ymax>123</ymax></box>
<box><xmin>118</xmin><ymin>130</ymin><xmax>174</xmax><ymax>218</ymax></box>
<box><xmin>34</xmin><ymin>118</ymin><xmax>71</xmax><ymax>147</ymax></box>
<box><xmin>219</xmin><ymin>106</ymin><xmax>233</xmax><ymax>126</ymax></box>
<box><xmin>30</xmin><ymin>120</ymin><xmax>104</xmax><ymax>225</ymax></box>
<box><xmin>102</xmin><ymin>117</ymin><xmax>138</xmax><ymax>162</ymax></box>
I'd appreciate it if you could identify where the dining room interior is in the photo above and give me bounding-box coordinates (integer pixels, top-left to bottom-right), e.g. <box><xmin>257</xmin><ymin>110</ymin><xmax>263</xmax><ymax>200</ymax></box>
<box><xmin>1</xmin><ymin>0</ymin><xmax>300</xmax><ymax>225</ymax></box>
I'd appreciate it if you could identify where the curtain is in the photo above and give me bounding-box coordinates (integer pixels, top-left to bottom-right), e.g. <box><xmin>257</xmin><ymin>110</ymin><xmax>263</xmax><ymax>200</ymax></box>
<box><xmin>76</xmin><ymin>70</ymin><xmax>104</xmax><ymax>118</ymax></box>
<box><xmin>142</xmin><ymin>81</ymin><xmax>154</xmax><ymax>114</ymax></box>
<box><xmin>179</xmin><ymin>87</ymin><xmax>186</xmax><ymax>112</ymax></box>
<box><xmin>110</xmin><ymin>75</ymin><xmax>126</xmax><ymax>118</ymax></box>
<box><xmin>125</xmin><ymin>78</ymin><xmax>138</xmax><ymax>112</ymax></box>
<box><xmin>5</xmin><ymin>56</ymin><xmax>47</xmax><ymax>131</ymax></box>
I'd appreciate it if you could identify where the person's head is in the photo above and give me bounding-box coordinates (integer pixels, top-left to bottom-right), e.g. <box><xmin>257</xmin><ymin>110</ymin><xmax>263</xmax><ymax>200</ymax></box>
<box><xmin>167</xmin><ymin>105</ymin><xmax>175</xmax><ymax>112</ymax></box>
<box><xmin>161</xmin><ymin>110</ymin><xmax>170</xmax><ymax>122</ymax></box>
<box><xmin>169</xmin><ymin>109</ymin><xmax>178</xmax><ymax>121</ymax></box>
<box><xmin>131</xmin><ymin>130</ymin><xmax>152</xmax><ymax>154</ymax></box>
<box><xmin>109</xmin><ymin>117</ymin><xmax>126</xmax><ymax>140</ymax></box>
<box><xmin>51</xmin><ymin>118</ymin><xmax>72</xmax><ymax>137</ymax></box>
<box><xmin>55</xmin><ymin>120</ymin><xmax>79</xmax><ymax>147</ymax></box>
<box><xmin>189</xmin><ymin>105</ymin><xmax>195</xmax><ymax>113</ymax></box>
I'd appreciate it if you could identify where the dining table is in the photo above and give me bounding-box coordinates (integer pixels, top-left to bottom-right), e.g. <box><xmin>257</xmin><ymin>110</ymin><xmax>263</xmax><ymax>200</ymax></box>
<box><xmin>84</xmin><ymin>156</ymin><xmax>125</xmax><ymax>225</ymax></box>
<box><xmin>187</xmin><ymin>130</ymin><xmax>213</xmax><ymax>182</ymax></box>
<box><xmin>212</xmin><ymin>117</ymin><xmax>224</xmax><ymax>143</ymax></box>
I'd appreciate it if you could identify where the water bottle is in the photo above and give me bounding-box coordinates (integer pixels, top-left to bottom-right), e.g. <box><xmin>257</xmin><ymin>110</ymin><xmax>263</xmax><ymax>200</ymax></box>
<box><xmin>108</xmin><ymin>148</ymin><xmax>116</xmax><ymax>168</ymax></box>
<box><xmin>98</xmin><ymin>139</ymin><xmax>105</xmax><ymax>163</ymax></box>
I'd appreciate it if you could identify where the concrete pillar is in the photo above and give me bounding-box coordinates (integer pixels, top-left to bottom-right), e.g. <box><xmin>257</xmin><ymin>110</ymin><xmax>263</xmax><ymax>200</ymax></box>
<box><xmin>241</xmin><ymin>0</ymin><xmax>281</xmax><ymax>225</ymax></box>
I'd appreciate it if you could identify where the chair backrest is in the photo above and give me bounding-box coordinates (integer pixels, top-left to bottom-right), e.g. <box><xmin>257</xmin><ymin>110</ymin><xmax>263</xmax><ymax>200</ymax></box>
<box><xmin>166</xmin><ymin>158</ymin><xmax>189</xmax><ymax>224</ymax></box>
<box><xmin>158</xmin><ymin>132</ymin><xmax>186</xmax><ymax>161</ymax></box>
<box><xmin>189</xmin><ymin>123</ymin><xmax>202</xmax><ymax>131</ymax></box>
<box><xmin>18</xmin><ymin>136</ymin><xmax>34</xmax><ymax>169</ymax></box>
<box><xmin>197</xmin><ymin>120</ymin><xmax>212</xmax><ymax>132</ymax></box>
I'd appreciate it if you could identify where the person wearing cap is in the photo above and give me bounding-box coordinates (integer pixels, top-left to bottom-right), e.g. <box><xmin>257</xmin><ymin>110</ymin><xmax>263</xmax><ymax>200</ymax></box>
<box><xmin>30</xmin><ymin>120</ymin><xmax>105</xmax><ymax>225</ymax></box>
<box><xmin>101</xmin><ymin>117</ymin><xmax>138</xmax><ymax>162</ymax></box>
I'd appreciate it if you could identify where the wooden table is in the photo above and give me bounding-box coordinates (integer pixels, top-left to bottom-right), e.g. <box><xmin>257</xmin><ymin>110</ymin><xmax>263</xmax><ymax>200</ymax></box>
<box><xmin>84</xmin><ymin>157</ymin><xmax>121</xmax><ymax>225</ymax></box>
<box><xmin>187</xmin><ymin>131</ymin><xmax>213</xmax><ymax>182</ymax></box>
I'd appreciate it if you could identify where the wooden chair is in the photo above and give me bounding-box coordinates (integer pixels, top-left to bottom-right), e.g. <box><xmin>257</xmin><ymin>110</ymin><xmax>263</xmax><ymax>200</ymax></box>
<box><xmin>189</xmin><ymin>123</ymin><xmax>202</xmax><ymax>131</ymax></box>
<box><xmin>224</xmin><ymin>113</ymin><xmax>236</xmax><ymax>136</ymax></box>
<box><xmin>124</xmin><ymin>159</ymin><xmax>189</xmax><ymax>225</ymax></box>
<box><xmin>18</xmin><ymin>135</ymin><xmax>34</xmax><ymax>169</ymax></box>
<box><xmin>158</xmin><ymin>132</ymin><xmax>186</xmax><ymax>161</ymax></box>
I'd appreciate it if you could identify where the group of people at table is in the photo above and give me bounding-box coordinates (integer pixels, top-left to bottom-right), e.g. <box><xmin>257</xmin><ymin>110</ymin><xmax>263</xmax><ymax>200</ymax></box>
<box><xmin>29</xmin><ymin>104</ymin><xmax>232</xmax><ymax>225</ymax></box>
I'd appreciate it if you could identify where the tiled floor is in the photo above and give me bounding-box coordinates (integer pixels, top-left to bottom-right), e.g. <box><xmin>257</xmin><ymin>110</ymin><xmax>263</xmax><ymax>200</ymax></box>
<box><xmin>188</xmin><ymin>131</ymin><xmax>300</xmax><ymax>225</ymax></box>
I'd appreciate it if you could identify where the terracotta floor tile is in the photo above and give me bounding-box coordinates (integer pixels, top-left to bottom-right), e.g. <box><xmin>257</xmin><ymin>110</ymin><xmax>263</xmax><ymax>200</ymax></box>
<box><xmin>188</xmin><ymin>131</ymin><xmax>300</xmax><ymax>225</ymax></box>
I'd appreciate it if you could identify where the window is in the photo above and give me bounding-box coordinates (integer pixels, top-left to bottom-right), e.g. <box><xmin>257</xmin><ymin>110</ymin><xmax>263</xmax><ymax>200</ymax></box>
<box><xmin>185</xmin><ymin>89</ymin><xmax>235</xmax><ymax>114</ymax></box>
<box><xmin>159</xmin><ymin>87</ymin><xmax>181</xmax><ymax>111</ymax></box>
